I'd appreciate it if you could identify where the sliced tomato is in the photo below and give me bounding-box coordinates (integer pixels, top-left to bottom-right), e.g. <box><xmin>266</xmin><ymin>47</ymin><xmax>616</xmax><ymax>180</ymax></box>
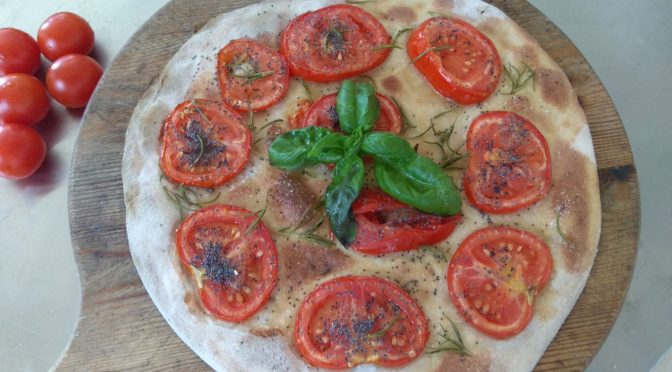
<box><xmin>350</xmin><ymin>188</ymin><xmax>461</xmax><ymax>255</ymax></box>
<box><xmin>288</xmin><ymin>98</ymin><xmax>312</xmax><ymax>129</ymax></box>
<box><xmin>160</xmin><ymin>99</ymin><xmax>251</xmax><ymax>187</ymax></box>
<box><xmin>295</xmin><ymin>276</ymin><xmax>428</xmax><ymax>369</ymax></box>
<box><xmin>407</xmin><ymin>17</ymin><xmax>501</xmax><ymax>105</ymax></box>
<box><xmin>280</xmin><ymin>5</ymin><xmax>391</xmax><ymax>83</ymax></box>
<box><xmin>298</xmin><ymin>93</ymin><xmax>402</xmax><ymax>134</ymax></box>
<box><xmin>176</xmin><ymin>204</ymin><xmax>278</xmax><ymax>322</ymax></box>
<box><xmin>216</xmin><ymin>39</ymin><xmax>289</xmax><ymax>112</ymax></box>
<box><xmin>447</xmin><ymin>226</ymin><xmax>553</xmax><ymax>339</ymax></box>
<box><xmin>463</xmin><ymin>111</ymin><xmax>552</xmax><ymax>214</ymax></box>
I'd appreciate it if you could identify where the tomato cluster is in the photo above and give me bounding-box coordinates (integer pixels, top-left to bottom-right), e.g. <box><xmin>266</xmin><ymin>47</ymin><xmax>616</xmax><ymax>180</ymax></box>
<box><xmin>0</xmin><ymin>12</ymin><xmax>103</xmax><ymax>180</ymax></box>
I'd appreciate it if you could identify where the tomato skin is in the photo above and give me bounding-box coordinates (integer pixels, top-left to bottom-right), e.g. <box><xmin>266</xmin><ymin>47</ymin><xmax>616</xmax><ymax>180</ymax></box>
<box><xmin>0</xmin><ymin>73</ymin><xmax>50</xmax><ymax>126</ymax></box>
<box><xmin>463</xmin><ymin>111</ymin><xmax>552</xmax><ymax>214</ymax></box>
<box><xmin>295</xmin><ymin>276</ymin><xmax>428</xmax><ymax>369</ymax></box>
<box><xmin>160</xmin><ymin>99</ymin><xmax>251</xmax><ymax>187</ymax></box>
<box><xmin>216</xmin><ymin>39</ymin><xmax>289</xmax><ymax>112</ymax></box>
<box><xmin>176</xmin><ymin>204</ymin><xmax>278</xmax><ymax>322</ymax></box>
<box><xmin>0</xmin><ymin>28</ymin><xmax>41</xmax><ymax>76</ymax></box>
<box><xmin>37</xmin><ymin>12</ymin><xmax>95</xmax><ymax>62</ymax></box>
<box><xmin>0</xmin><ymin>123</ymin><xmax>46</xmax><ymax>179</ymax></box>
<box><xmin>46</xmin><ymin>54</ymin><xmax>102</xmax><ymax>109</ymax></box>
<box><xmin>299</xmin><ymin>93</ymin><xmax>402</xmax><ymax>134</ymax></box>
<box><xmin>350</xmin><ymin>188</ymin><xmax>461</xmax><ymax>255</ymax></box>
<box><xmin>280</xmin><ymin>5</ymin><xmax>391</xmax><ymax>83</ymax></box>
<box><xmin>407</xmin><ymin>17</ymin><xmax>501</xmax><ymax>105</ymax></box>
<box><xmin>447</xmin><ymin>226</ymin><xmax>553</xmax><ymax>339</ymax></box>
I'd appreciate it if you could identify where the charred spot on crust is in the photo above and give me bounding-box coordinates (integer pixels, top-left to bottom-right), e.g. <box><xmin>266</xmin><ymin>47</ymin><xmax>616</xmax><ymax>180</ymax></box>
<box><xmin>382</xmin><ymin>75</ymin><xmax>402</xmax><ymax>94</ymax></box>
<box><xmin>384</xmin><ymin>6</ymin><xmax>417</xmax><ymax>23</ymax></box>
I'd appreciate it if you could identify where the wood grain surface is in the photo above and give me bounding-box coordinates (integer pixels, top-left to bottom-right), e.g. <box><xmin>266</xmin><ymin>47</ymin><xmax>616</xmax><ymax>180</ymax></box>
<box><xmin>63</xmin><ymin>0</ymin><xmax>640</xmax><ymax>370</ymax></box>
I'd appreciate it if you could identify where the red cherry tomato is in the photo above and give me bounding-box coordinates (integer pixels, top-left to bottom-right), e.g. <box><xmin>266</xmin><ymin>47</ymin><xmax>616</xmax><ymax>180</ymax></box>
<box><xmin>160</xmin><ymin>99</ymin><xmax>251</xmax><ymax>187</ymax></box>
<box><xmin>0</xmin><ymin>123</ymin><xmax>46</xmax><ymax>179</ymax></box>
<box><xmin>295</xmin><ymin>276</ymin><xmax>429</xmax><ymax>369</ymax></box>
<box><xmin>216</xmin><ymin>39</ymin><xmax>290</xmax><ymax>112</ymax></box>
<box><xmin>37</xmin><ymin>12</ymin><xmax>95</xmax><ymax>62</ymax></box>
<box><xmin>46</xmin><ymin>54</ymin><xmax>102</xmax><ymax>109</ymax></box>
<box><xmin>463</xmin><ymin>111</ymin><xmax>552</xmax><ymax>214</ymax></box>
<box><xmin>280</xmin><ymin>5</ymin><xmax>392</xmax><ymax>82</ymax></box>
<box><xmin>0</xmin><ymin>28</ymin><xmax>41</xmax><ymax>76</ymax></box>
<box><xmin>176</xmin><ymin>204</ymin><xmax>279</xmax><ymax>322</ymax></box>
<box><xmin>447</xmin><ymin>226</ymin><xmax>553</xmax><ymax>339</ymax></box>
<box><xmin>407</xmin><ymin>17</ymin><xmax>502</xmax><ymax>105</ymax></box>
<box><xmin>350</xmin><ymin>188</ymin><xmax>462</xmax><ymax>255</ymax></box>
<box><xmin>0</xmin><ymin>74</ymin><xmax>50</xmax><ymax>126</ymax></box>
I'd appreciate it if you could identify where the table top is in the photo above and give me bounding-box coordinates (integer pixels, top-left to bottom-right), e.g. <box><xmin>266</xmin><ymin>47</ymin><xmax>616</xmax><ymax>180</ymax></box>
<box><xmin>1</xmin><ymin>1</ymin><xmax>670</xmax><ymax>371</ymax></box>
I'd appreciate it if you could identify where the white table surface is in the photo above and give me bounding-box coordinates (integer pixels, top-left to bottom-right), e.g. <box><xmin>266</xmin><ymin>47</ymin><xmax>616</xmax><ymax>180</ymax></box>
<box><xmin>1</xmin><ymin>1</ymin><xmax>670</xmax><ymax>371</ymax></box>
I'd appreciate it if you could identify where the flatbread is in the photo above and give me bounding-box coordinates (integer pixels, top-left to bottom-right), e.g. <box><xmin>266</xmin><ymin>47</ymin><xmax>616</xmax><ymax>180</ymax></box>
<box><xmin>122</xmin><ymin>0</ymin><xmax>601</xmax><ymax>370</ymax></box>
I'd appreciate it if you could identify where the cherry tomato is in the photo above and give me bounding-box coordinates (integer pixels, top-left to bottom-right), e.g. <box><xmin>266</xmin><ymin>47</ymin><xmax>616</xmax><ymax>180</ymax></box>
<box><xmin>46</xmin><ymin>54</ymin><xmax>102</xmax><ymax>108</ymax></box>
<box><xmin>295</xmin><ymin>276</ymin><xmax>428</xmax><ymax>369</ymax></box>
<box><xmin>447</xmin><ymin>226</ymin><xmax>553</xmax><ymax>339</ymax></box>
<box><xmin>299</xmin><ymin>93</ymin><xmax>402</xmax><ymax>134</ymax></box>
<box><xmin>0</xmin><ymin>123</ymin><xmax>46</xmax><ymax>179</ymax></box>
<box><xmin>160</xmin><ymin>99</ymin><xmax>251</xmax><ymax>187</ymax></box>
<box><xmin>216</xmin><ymin>39</ymin><xmax>289</xmax><ymax>112</ymax></box>
<box><xmin>37</xmin><ymin>12</ymin><xmax>95</xmax><ymax>62</ymax></box>
<box><xmin>0</xmin><ymin>73</ymin><xmax>50</xmax><ymax>126</ymax></box>
<box><xmin>280</xmin><ymin>5</ymin><xmax>392</xmax><ymax>83</ymax></box>
<box><xmin>0</xmin><ymin>28</ymin><xmax>41</xmax><ymax>76</ymax></box>
<box><xmin>176</xmin><ymin>204</ymin><xmax>279</xmax><ymax>322</ymax></box>
<box><xmin>407</xmin><ymin>17</ymin><xmax>502</xmax><ymax>105</ymax></box>
<box><xmin>463</xmin><ymin>111</ymin><xmax>552</xmax><ymax>214</ymax></box>
<box><xmin>350</xmin><ymin>188</ymin><xmax>461</xmax><ymax>255</ymax></box>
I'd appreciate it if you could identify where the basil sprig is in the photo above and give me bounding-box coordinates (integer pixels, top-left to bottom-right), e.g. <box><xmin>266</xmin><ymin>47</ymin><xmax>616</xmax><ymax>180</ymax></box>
<box><xmin>268</xmin><ymin>80</ymin><xmax>461</xmax><ymax>245</ymax></box>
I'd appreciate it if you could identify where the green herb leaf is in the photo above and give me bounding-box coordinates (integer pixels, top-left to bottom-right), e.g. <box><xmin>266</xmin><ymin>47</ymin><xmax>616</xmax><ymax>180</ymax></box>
<box><xmin>325</xmin><ymin>155</ymin><xmax>365</xmax><ymax>245</ymax></box>
<box><xmin>373</xmin><ymin>155</ymin><xmax>462</xmax><ymax>216</ymax></box>
<box><xmin>268</xmin><ymin>127</ymin><xmax>335</xmax><ymax>171</ymax></box>
<box><xmin>336</xmin><ymin>80</ymin><xmax>380</xmax><ymax>135</ymax></box>
<box><xmin>305</xmin><ymin>132</ymin><xmax>349</xmax><ymax>164</ymax></box>
<box><xmin>361</xmin><ymin>132</ymin><xmax>416</xmax><ymax>163</ymax></box>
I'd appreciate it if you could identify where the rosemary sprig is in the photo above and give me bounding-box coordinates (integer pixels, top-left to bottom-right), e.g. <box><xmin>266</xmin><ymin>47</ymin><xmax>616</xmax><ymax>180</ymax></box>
<box><xmin>428</xmin><ymin>10</ymin><xmax>447</xmax><ymax>18</ymax></box>
<box><xmin>246</xmin><ymin>103</ymin><xmax>255</xmax><ymax>132</ymax></box>
<box><xmin>373</xmin><ymin>28</ymin><xmax>413</xmax><ymax>51</ymax></box>
<box><xmin>501</xmin><ymin>61</ymin><xmax>536</xmax><ymax>95</ymax></box>
<box><xmin>409</xmin><ymin>45</ymin><xmax>451</xmax><ymax>64</ymax></box>
<box><xmin>427</xmin><ymin>315</ymin><xmax>471</xmax><ymax>356</ymax></box>
<box><xmin>368</xmin><ymin>310</ymin><xmax>400</xmax><ymax>339</ymax></box>
<box><xmin>555</xmin><ymin>209</ymin><xmax>575</xmax><ymax>249</ymax></box>
<box><xmin>300</xmin><ymin>79</ymin><xmax>313</xmax><ymax>103</ymax></box>
<box><xmin>255</xmin><ymin>118</ymin><xmax>284</xmax><ymax>134</ymax></box>
<box><xmin>242</xmin><ymin>70</ymin><xmax>274</xmax><ymax>82</ymax></box>
<box><xmin>190</xmin><ymin>132</ymin><xmax>205</xmax><ymax>166</ymax></box>
<box><xmin>228</xmin><ymin>51</ymin><xmax>274</xmax><ymax>83</ymax></box>
<box><xmin>424</xmin><ymin>246</ymin><xmax>448</xmax><ymax>262</ymax></box>
<box><xmin>277</xmin><ymin>209</ymin><xmax>335</xmax><ymax>247</ymax></box>
<box><xmin>390</xmin><ymin>96</ymin><xmax>416</xmax><ymax>129</ymax></box>
<box><xmin>245</xmin><ymin>205</ymin><xmax>267</xmax><ymax>235</ymax></box>
<box><xmin>409</xmin><ymin>110</ymin><xmax>452</xmax><ymax>139</ymax></box>
<box><xmin>161</xmin><ymin>176</ymin><xmax>221</xmax><ymax>220</ymax></box>
<box><xmin>190</xmin><ymin>99</ymin><xmax>212</xmax><ymax>125</ymax></box>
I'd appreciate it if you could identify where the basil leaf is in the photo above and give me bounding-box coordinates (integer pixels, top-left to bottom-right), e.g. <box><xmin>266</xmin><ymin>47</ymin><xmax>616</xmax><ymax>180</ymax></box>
<box><xmin>325</xmin><ymin>155</ymin><xmax>365</xmax><ymax>245</ymax></box>
<box><xmin>268</xmin><ymin>127</ymin><xmax>334</xmax><ymax>171</ymax></box>
<box><xmin>361</xmin><ymin>132</ymin><xmax>416</xmax><ymax>164</ymax></box>
<box><xmin>336</xmin><ymin>80</ymin><xmax>380</xmax><ymax>135</ymax></box>
<box><xmin>374</xmin><ymin>155</ymin><xmax>462</xmax><ymax>216</ymax></box>
<box><xmin>305</xmin><ymin>132</ymin><xmax>348</xmax><ymax>164</ymax></box>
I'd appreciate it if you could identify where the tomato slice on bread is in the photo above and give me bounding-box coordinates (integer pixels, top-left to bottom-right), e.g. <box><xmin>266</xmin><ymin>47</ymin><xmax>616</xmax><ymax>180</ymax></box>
<box><xmin>297</xmin><ymin>93</ymin><xmax>402</xmax><ymax>134</ymax></box>
<box><xmin>350</xmin><ymin>188</ymin><xmax>461</xmax><ymax>255</ymax></box>
<box><xmin>295</xmin><ymin>276</ymin><xmax>428</xmax><ymax>369</ymax></box>
<box><xmin>463</xmin><ymin>111</ymin><xmax>552</xmax><ymax>214</ymax></box>
<box><xmin>159</xmin><ymin>99</ymin><xmax>251</xmax><ymax>187</ymax></box>
<box><xmin>447</xmin><ymin>226</ymin><xmax>553</xmax><ymax>339</ymax></box>
<box><xmin>176</xmin><ymin>204</ymin><xmax>279</xmax><ymax>322</ymax></box>
<box><xmin>407</xmin><ymin>17</ymin><xmax>501</xmax><ymax>105</ymax></box>
<box><xmin>280</xmin><ymin>5</ymin><xmax>392</xmax><ymax>83</ymax></box>
<box><xmin>216</xmin><ymin>39</ymin><xmax>290</xmax><ymax>112</ymax></box>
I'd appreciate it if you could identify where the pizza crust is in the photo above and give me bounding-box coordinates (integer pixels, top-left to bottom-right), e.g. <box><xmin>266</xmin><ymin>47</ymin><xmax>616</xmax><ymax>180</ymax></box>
<box><xmin>122</xmin><ymin>0</ymin><xmax>601</xmax><ymax>370</ymax></box>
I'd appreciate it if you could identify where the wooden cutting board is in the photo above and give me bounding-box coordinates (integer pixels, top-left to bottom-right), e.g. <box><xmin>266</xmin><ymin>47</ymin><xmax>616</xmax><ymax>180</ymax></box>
<box><xmin>63</xmin><ymin>0</ymin><xmax>640</xmax><ymax>370</ymax></box>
